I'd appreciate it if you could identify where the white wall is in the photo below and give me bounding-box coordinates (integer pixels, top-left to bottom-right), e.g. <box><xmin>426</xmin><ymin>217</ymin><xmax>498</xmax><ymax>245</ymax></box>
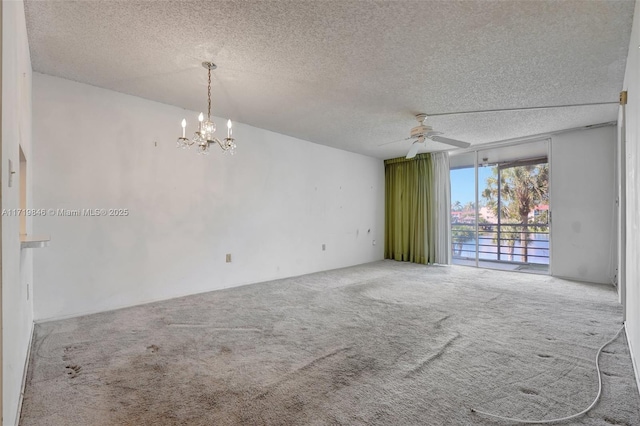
<box><xmin>550</xmin><ymin>126</ymin><xmax>616</xmax><ymax>284</ymax></box>
<box><xmin>32</xmin><ymin>73</ymin><xmax>384</xmax><ymax>321</ymax></box>
<box><xmin>2</xmin><ymin>1</ymin><xmax>34</xmax><ymax>425</ymax></box>
<box><xmin>622</xmin><ymin>0</ymin><xmax>640</xmax><ymax>394</ymax></box>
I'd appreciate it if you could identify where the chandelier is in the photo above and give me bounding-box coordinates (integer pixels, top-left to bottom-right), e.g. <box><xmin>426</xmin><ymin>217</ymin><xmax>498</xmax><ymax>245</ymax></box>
<box><xmin>177</xmin><ymin>62</ymin><xmax>236</xmax><ymax>155</ymax></box>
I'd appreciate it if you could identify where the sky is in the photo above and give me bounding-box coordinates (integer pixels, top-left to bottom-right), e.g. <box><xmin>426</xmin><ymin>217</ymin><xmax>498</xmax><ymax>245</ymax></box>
<box><xmin>450</xmin><ymin>166</ymin><xmax>494</xmax><ymax>206</ymax></box>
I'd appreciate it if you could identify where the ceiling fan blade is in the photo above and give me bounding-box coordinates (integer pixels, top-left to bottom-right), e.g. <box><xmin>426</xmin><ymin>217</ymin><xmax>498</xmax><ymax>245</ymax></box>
<box><xmin>431</xmin><ymin>135</ymin><xmax>471</xmax><ymax>148</ymax></box>
<box><xmin>378</xmin><ymin>136</ymin><xmax>412</xmax><ymax>147</ymax></box>
<box><xmin>406</xmin><ymin>141</ymin><xmax>421</xmax><ymax>159</ymax></box>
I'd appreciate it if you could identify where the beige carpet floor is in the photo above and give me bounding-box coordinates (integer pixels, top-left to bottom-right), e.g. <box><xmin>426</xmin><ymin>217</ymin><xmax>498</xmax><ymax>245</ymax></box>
<box><xmin>20</xmin><ymin>261</ymin><xmax>640</xmax><ymax>425</ymax></box>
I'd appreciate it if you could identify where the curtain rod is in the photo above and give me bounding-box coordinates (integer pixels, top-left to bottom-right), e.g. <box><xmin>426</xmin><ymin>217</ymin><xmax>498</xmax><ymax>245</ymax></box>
<box><xmin>427</xmin><ymin>102</ymin><xmax>618</xmax><ymax>117</ymax></box>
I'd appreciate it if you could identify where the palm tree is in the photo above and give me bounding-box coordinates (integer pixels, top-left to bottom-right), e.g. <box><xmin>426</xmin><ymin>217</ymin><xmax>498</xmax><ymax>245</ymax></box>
<box><xmin>482</xmin><ymin>163</ymin><xmax>548</xmax><ymax>263</ymax></box>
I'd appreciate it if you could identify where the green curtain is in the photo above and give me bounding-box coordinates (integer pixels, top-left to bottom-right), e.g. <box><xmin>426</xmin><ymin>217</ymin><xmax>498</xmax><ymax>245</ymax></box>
<box><xmin>384</xmin><ymin>153</ymin><xmax>435</xmax><ymax>264</ymax></box>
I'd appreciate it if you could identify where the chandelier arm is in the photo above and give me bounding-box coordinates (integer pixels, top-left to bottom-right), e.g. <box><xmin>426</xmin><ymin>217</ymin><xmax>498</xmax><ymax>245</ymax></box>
<box><xmin>208</xmin><ymin>137</ymin><xmax>223</xmax><ymax>148</ymax></box>
<box><xmin>208</xmin><ymin>137</ymin><xmax>235</xmax><ymax>151</ymax></box>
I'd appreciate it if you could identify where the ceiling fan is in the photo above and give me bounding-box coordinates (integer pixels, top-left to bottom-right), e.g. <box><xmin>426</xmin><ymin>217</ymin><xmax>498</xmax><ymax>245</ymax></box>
<box><xmin>381</xmin><ymin>101</ymin><xmax>618</xmax><ymax>159</ymax></box>
<box><xmin>396</xmin><ymin>114</ymin><xmax>471</xmax><ymax>159</ymax></box>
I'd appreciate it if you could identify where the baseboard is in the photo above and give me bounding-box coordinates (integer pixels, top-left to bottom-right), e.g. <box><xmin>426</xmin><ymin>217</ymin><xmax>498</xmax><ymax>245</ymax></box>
<box><xmin>34</xmin><ymin>277</ymin><xmax>298</xmax><ymax>323</ymax></box>
<box><xmin>34</xmin><ymin>260</ymin><xmax>382</xmax><ymax>324</ymax></box>
<box><xmin>15</xmin><ymin>321</ymin><xmax>35</xmax><ymax>426</ymax></box>
<box><xmin>550</xmin><ymin>273</ymin><xmax>616</xmax><ymax>287</ymax></box>
<box><xmin>625</xmin><ymin>321</ymin><xmax>640</xmax><ymax>395</ymax></box>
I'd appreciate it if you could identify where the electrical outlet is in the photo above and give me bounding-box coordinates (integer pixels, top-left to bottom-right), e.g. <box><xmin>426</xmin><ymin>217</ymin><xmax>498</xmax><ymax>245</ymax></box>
<box><xmin>27</xmin><ymin>284</ymin><xmax>30</xmax><ymax>300</ymax></box>
<box><xmin>322</xmin><ymin>244</ymin><xmax>326</xmax><ymax>251</ymax></box>
<box><xmin>226</xmin><ymin>254</ymin><xmax>232</xmax><ymax>263</ymax></box>
<box><xmin>372</xmin><ymin>240</ymin><xmax>376</xmax><ymax>246</ymax></box>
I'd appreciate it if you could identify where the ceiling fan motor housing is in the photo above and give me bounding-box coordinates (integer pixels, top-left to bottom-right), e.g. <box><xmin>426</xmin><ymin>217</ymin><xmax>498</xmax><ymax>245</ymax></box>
<box><xmin>410</xmin><ymin>124</ymin><xmax>432</xmax><ymax>138</ymax></box>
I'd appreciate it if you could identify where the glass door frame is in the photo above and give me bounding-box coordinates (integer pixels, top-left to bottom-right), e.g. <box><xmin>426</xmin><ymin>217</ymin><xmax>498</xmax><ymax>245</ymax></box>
<box><xmin>450</xmin><ymin>138</ymin><xmax>551</xmax><ymax>273</ymax></box>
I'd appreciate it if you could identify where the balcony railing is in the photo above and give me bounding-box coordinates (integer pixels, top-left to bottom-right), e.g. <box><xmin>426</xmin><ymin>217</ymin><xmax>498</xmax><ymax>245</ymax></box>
<box><xmin>451</xmin><ymin>222</ymin><xmax>549</xmax><ymax>265</ymax></box>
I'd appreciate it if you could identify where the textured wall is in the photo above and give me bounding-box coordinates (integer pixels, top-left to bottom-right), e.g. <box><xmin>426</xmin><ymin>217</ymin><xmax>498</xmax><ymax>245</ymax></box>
<box><xmin>2</xmin><ymin>1</ymin><xmax>34</xmax><ymax>425</ymax></box>
<box><xmin>622</xmin><ymin>0</ymin><xmax>640</xmax><ymax>395</ymax></box>
<box><xmin>31</xmin><ymin>73</ymin><xmax>384</xmax><ymax>321</ymax></box>
<box><xmin>550</xmin><ymin>126</ymin><xmax>616</xmax><ymax>284</ymax></box>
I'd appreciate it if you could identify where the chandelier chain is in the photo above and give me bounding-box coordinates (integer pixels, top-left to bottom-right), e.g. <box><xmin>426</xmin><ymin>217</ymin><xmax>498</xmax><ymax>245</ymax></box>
<box><xmin>207</xmin><ymin>68</ymin><xmax>212</xmax><ymax>119</ymax></box>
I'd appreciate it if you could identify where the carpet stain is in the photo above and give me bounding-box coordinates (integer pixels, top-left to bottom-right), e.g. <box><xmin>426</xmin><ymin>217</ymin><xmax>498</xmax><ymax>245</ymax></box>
<box><xmin>256</xmin><ymin>346</ymin><xmax>359</xmax><ymax>399</ymax></box>
<box><xmin>65</xmin><ymin>364</ymin><xmax>81</xmax><ymax>379</ymax></box>
<box><xmin>146</xmin><ymin>344</ymin><xmax>159</xmax><ymax>353</ymax></box>
<box><xmin>103</xmin><ymin>352</ymin><xmax>195</xmax><ymax>424</ymax></box>
<box><xmin>247</xmin><ymin>349</ymin><xmax>378</xmax><ymax>425</ymax></box>
<box><xmin>537</xmin><ymin>354</ymin><xmax>552</xmax><ymax>358</ymax></box>
<box><xmin>519</xmin><ymin>387</ymin><xmax>539</xmax><ymax>395</ymax></box>
<box><xmin>603</xmin><ymin>416</ymin><xmax>631</xmax><ymax>425</ymax></box>
<box><xmin>62</xmin><ymin>343</ymin><xmax>89</xmax><ymax>361</ymax></box>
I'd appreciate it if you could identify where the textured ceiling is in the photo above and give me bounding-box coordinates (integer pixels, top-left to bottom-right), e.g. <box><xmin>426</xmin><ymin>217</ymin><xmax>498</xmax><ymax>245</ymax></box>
<box><xmin>24</xmin><ymin>0</ymin><xmax>634</xmax><ymax>159</ymax></box>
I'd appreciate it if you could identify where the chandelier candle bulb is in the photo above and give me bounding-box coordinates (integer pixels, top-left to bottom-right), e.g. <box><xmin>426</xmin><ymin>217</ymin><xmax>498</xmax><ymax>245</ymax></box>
<box><xmin>181</xmin><ymin>119</ymin><xmax>186</xmax><ymax>138</ymax></box>
<box><xmin>227</xmin><ymin>119</ymin><xmax>232</xmax><ymax>138</ymax></box>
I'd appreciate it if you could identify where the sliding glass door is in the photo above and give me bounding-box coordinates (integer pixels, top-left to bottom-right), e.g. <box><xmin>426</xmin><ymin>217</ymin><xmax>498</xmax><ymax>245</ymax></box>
<box><xmin>450</xmin><ymin>140</ymin><xmax>550</xmax><ymax>273</ymax></box>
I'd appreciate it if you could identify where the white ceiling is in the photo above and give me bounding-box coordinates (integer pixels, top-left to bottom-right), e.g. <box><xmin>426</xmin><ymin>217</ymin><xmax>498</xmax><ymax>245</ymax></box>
<box><xmin>24</xmin><ymin>0</ymin><xmax>634</xmax><ymax>159</ymax></box>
